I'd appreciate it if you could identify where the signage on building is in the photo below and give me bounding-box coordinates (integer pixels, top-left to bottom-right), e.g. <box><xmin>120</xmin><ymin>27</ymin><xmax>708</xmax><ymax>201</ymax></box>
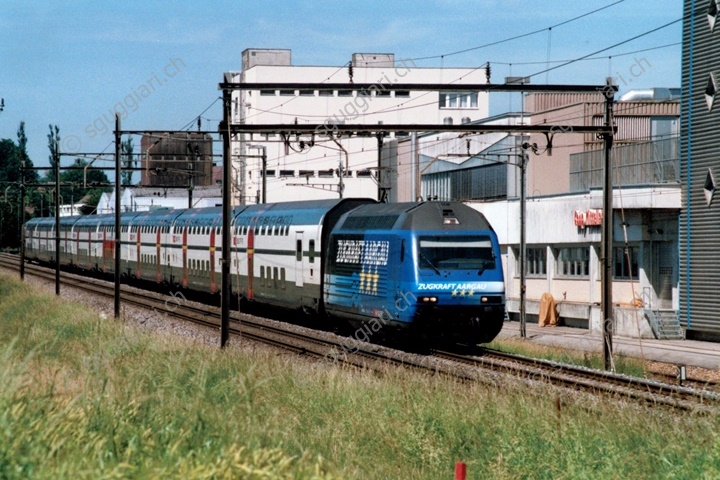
<box><xmin>574</xmin><ymin>209</ymin><xmax>603</xmax><ymax>227</ymax></box>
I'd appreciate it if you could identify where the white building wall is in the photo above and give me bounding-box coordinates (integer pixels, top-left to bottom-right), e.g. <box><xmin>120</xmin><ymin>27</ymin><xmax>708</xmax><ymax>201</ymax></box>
<box><xmin>468</xmin><ymin>185</ymin><xmax>681</xmax><ymax>322</ymax></box>
<box><xmin>226</xmin><ymin>54</ymin><xmax>490</xmax><ymax>204</ymax></box>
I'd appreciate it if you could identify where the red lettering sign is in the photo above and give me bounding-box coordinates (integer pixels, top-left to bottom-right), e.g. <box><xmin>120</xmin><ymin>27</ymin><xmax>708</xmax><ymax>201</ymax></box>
<box><xmin>574</xmin><ymin>209</ymin><xmax>603</xmax><ymax>227</ymax></box>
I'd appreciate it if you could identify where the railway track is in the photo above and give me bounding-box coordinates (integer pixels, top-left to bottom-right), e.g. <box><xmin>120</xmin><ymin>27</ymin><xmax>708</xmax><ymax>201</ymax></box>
<box><xmin>433</xmin><ymin>349</ymin><xmax>720</xmax><ymax>412</ymax></box>
<box><xmin>2</xmin><ymin>252</ymin><xmax>719</xmax><ymax>413</ymax></box>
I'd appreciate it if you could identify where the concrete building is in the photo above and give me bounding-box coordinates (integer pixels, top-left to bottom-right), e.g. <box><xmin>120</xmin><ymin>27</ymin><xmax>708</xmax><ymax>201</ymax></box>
<box><xmin>386</xmin><ymin>112</ymin><xmax>529</xmax><ymax>203</ymax></box>
<box><xmin>140</xmin><ymin>132</ymin><xmax>214</xmax><ymax>188</ymax></box>
<box><xmin>223</xmin><ymin>48</ymin><xmax>491</xmax><ymax>204</ymax></box>
<box><xmin>96</xmin><ymin>186</ymin><xmax>221</xmax><ymax>214</ymax></box>
<box><xmin>389</xmin><ymin>91</ymin><xmax>681</xmax><ymax>338</ymax></box>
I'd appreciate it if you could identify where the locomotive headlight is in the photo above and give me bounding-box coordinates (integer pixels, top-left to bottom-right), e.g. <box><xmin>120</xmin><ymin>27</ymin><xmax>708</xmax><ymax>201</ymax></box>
<box><xmin>420</xmin><ymin>296</ymin><xmax>438</xmax><ymax>303</ymax></box>
<box><xmin>481</xmin><ymin>296</ymin><xmax>489</xmax><ymax>303</ymax></box>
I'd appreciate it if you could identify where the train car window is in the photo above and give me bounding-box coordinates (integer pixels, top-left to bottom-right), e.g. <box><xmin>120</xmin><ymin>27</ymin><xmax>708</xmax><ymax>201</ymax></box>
<box><xmin>401</xmin><ymin>239</ymin><xmax>405</xmax><ymax>262</ymax></box>
<box><xmin>273</xmin><ymin>267</ymin><xmax>278</xmax><ymax>289</ymax></box>
<box><xmin>285</xmin><ymin>225</ymin><xmax>289</xmax><ymax>236</ymax></box>
<box><xmin>281</xmin><ymin>268</ymin><xmax>286</xmax><ymax>289</ymax></box>
<box><xmin>309</xmin><ymin>240</ymin><xmax>315</xmax><ymax>263</ymax></box>
<box><xmin>296</xmin><ymin>240</ymin><xmax>302</xmax><ymax>261</ymax></box>
<box><xmin>260</xmin><ymin>266</ymin><xmax>265</xmax><ymax>287</ymax></box>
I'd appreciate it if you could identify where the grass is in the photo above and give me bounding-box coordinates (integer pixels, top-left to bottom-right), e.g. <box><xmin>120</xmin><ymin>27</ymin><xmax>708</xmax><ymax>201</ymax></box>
<box><xmin>0</xmin><ymin>272</ymin><xmax>719</xmax><ymax>479</ymax></box>
<box><xmin>486</xmin><ymin>337</ymin><xmax>649</xmax><ymax>378</ymax></box>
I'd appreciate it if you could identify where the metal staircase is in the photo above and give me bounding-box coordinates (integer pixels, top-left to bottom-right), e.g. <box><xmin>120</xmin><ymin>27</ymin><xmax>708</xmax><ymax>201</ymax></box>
<box><xmin>645</xmin><ymin>309</ymin><xmax>685</xmax><ymax>340</ymax></box>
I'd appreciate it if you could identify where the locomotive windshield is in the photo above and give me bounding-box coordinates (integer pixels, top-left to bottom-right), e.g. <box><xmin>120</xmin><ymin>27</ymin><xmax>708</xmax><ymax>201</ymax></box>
<box><xmin>417</xmin><ymin>235</ymin><xmax>495</xmax><ymax>272</ymax></box>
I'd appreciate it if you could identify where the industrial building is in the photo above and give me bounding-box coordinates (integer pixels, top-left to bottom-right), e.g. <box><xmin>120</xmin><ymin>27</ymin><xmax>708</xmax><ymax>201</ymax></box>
<box><xmin>679</xmin><ymin>0</ymin><xmax>720</xmax><ymax>340</ymax></box>
<box><xmin>389</xmin><ymin>90</ymin><xmax>681</xmax><ymax>338</ymax></box>
<box><xmin>139</xmin><ymin>132</ymin><xmax>214</xmax><ymax>188</ymax></box>
<box><xmin>223</xmin><ymin>48</ymin><xmax>491</xmax><ymax>204</ymax></box>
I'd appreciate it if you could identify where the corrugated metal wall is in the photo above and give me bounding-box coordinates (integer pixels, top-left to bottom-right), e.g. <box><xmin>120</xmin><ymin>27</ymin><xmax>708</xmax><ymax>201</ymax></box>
<box><xmin>680</xmin><ymin>0</ymin><xmax>720</xmax><ymax>334</ymax></box>
<box><xmin>423</xmin><ymin>163</ymin><xmax>507</xmax><ymax>201</ymax></box>
<box><xmin>569</xmin><ymin>137</ymin><xmax>679</xmax><ymax>192</ymax></box>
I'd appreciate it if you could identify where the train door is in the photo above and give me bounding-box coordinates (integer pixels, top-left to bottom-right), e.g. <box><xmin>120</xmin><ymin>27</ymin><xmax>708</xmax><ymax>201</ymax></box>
<box><xmin>295</xmin><ymin>231</ymin><xmax>304</xmax><ymax>287</ymax></box>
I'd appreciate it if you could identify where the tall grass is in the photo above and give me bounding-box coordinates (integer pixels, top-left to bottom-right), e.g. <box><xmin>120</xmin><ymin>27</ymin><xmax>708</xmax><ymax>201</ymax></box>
<box><xmin>0</xmin><ymin>272</ymin><xmax>719</xmax><ymax>479</ymax></box>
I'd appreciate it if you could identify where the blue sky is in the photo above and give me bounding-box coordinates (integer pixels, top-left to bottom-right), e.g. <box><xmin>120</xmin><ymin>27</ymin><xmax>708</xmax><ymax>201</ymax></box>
<box><xmin>0</xmin><ymin>0</ymin><xmax>682</xmax><ymax>172</ymax></box>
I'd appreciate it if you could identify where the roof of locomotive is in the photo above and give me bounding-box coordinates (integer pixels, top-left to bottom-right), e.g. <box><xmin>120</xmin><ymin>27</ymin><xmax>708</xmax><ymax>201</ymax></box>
<box><xmin>332</xmin><ymin>201</ymin><xmax>494</xmax><ymax>233</ymax></box>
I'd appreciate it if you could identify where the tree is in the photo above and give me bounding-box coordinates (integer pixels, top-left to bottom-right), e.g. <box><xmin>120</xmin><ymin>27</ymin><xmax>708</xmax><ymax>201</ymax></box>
<box><xmin>121</xmin><ymin>136</ymin><xmax>135</xmax><ymax>186</ymax></box>
<box><xmin>46</xmin><ymin>124</ymin><xmax>60</xmax><ymax>181</ymax></box>
<box><xmin>60</xmin><ymin>158</ymin><xmax>111</xmax><ymax>213</ymax></box>
<box><xmin>0</xmin><ymin>122</ymin><xmax>41</xmax><ymax>248</ymax></box>
<box><xmin>16</xmin><ymin>122</ymin><xmax>38</xmax><ymax>184</ymax></box>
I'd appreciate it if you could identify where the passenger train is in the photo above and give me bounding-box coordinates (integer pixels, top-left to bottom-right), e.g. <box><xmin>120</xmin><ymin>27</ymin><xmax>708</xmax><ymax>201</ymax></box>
<box><xmin>23</xmin><ymin>199</ymin><xmax>506</xmax><ymax>345</ymax></box>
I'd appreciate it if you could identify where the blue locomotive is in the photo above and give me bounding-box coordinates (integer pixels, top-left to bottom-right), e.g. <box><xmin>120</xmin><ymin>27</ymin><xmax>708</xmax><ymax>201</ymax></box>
<box><xmin>24</xmin><ymin>199</ymin><xmax>505</xmax><ymax>346</ymax></box>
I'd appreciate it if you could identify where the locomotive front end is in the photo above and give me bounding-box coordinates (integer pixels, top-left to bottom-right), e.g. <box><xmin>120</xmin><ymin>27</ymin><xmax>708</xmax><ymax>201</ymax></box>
<box><xmin>409</xmin><ymin>232</ymin><xmax>505</xmax><ymax>345</ymax></box>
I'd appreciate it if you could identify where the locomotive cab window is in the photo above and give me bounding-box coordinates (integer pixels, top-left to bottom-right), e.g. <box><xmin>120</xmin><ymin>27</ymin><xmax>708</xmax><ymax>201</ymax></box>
<box><xmin>417</xmin><ymin>236</ymin><xmax>495</xmax><ymax>272</ymax></box>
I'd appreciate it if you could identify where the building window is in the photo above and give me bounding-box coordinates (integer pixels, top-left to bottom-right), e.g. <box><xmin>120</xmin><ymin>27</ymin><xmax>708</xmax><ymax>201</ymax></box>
<box><xmin>526</xmin><ymin>247</ymin><xmax>547</xmax><ymax>276</ymax></box>
<box><xmin>395</xmin><ymin>90</ymin><xmax>410</xmax><ymax>98</ymax></box>
<box><xmin>260</xmin><ymin>90</ymin><xmax>276</xmax><ymax>96</ymax></box>
<box><xmin>279</xmin><ymin>89</ymin><xmax>296</xmax><ymax>96</ymax></box>
<box><xmin>318</xmin><ymin>89</ymin><xmax>334</xmax><ymax>97</ymax></box>
<box><xmin>337</xmin><ymin>90</ymin><xmax>353</xmax><ymax>97</ymax></box>
<box><xmin>555</xmin><ymin>246</ymin><xmax>589</xmax><ymax>277</ymax></box>
<box><xmin>613</xmin><ymin>246</ymin><xmax>639</xmax><ymax>280</ymax></box>
<box><xmin>439</xmin><ymin>92</ymin><xmax>479</xmax><ymax>109</ymax></box>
